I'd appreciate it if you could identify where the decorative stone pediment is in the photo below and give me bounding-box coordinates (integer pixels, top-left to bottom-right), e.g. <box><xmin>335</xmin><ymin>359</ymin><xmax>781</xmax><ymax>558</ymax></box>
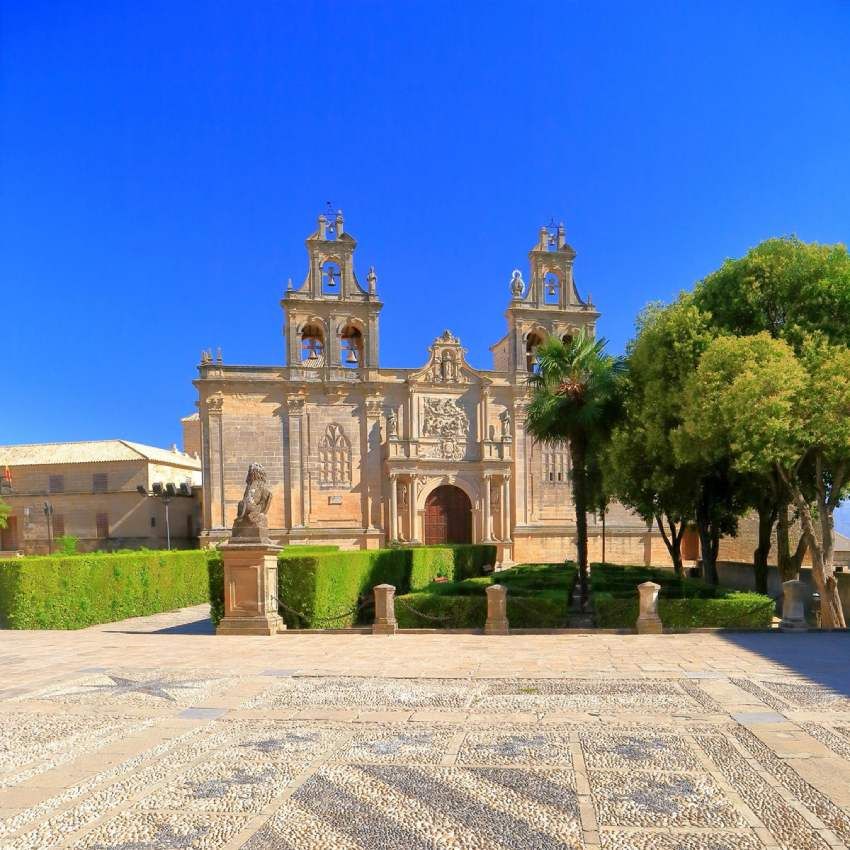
<box><xmin>409</xmin><ymin>330</ymin><xmax>481</xmax><ymax>386</ymax></box>
<box><xmin>421</xmin><ymin>397</ymin><xmax>470</xmax><ymax>461</ymax></box>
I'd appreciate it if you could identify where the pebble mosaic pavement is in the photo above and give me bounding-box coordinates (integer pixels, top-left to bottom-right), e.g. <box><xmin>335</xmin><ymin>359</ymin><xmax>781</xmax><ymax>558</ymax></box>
<box><xmin>1</xmin><ymin>605</ymin><xmax>850</xmax><ymax>849</ymax></box>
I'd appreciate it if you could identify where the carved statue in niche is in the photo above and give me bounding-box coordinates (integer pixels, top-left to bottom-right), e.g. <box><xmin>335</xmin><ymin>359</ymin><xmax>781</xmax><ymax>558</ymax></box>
<box><xmin>422</xmin><ymin>397</ymin><xmax>469</xmax><ymax>461</ymax></box>
<box><xmin>500</xmin><ymin>409</ymin><xmax>512</xmax><ymax>439</ymax></box>
<box><xmin>440</xmin><ymin>351</ymin><xmax>458</xmax><ymax>383</ymax></box>
<box><xmin>231</xmin><ymin>463</ymin><xmax>272</xmax><ymax>543</ymax></box>
<box><xmin>386</xmin><ymin>408</ymin><xmax>398</xmax><ymax>438</ymax></box>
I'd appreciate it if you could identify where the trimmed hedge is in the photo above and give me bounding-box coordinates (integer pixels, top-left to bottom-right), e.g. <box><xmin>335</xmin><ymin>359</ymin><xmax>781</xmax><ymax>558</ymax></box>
<box><xmin>0</xmin><ymin>551</ymin><xmax>211</xmax><ymax>630</ymax></box>
<box><xmin>395</xmin><ymin>562</ymin><xmax>575</xmax><ymax>629</ymax></box>
<box><xmin>590</xmin><ymin>563</ymin><xmax>774</xmax><ymax>629</ymax></box>
<box><xmin>208</xmin><ymin>543</ymin><xmax>498</xmax><ymax>629</ymax></box>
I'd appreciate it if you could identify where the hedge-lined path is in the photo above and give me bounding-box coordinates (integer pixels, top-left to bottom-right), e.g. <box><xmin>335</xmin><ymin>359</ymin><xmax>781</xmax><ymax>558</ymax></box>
<box><xmin>1</xmin><ymin>608</ymin><xmax>850</xmax><ymax>849</ymax></box>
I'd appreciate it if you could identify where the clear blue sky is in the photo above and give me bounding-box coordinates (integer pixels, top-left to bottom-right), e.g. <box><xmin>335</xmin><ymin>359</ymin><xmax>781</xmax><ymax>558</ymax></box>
<box><xmin>2</xmin><ymin>2</ymin><xmax>849</xmax><ymax>524</ymax></box>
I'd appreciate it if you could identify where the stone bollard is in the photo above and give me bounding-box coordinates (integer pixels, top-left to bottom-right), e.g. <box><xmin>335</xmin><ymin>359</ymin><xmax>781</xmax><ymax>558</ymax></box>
<box><xmin>485</xmin><ymin>584</ymin><xmax>509</xmax><ymax>635</ymax></box>
<box><xmin>372</xmin><ymin>584</ymin><xmax>398</xmax><ymax>635</ymax></box>
<box><xmin>636</xmin><ymin>581</ymin><xmax>663</xmax><ymax>634</ymax></box>
<box><xmin>780</xmin><ymin>579</ymin><xmax>808</xmax><ymax>632</ymax></box>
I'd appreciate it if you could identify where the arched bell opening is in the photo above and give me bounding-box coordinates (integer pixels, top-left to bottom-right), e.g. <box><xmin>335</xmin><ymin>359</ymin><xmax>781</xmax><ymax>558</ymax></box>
<box><xmin>526</xmin><ymin>330</ymin><xmax>546</xmax><ymax>373</ymax></box>
<box><xmin>321</xmin><ymin>260</ymin><xmax>342</xmax><ymax>295</ymax></box>
<box><xmin>300</xmin><ymin>323</ymin><xmax>325</xmax><ymax>366</ymax></box>
<box><xmin>543</xmin><ymin>271</ymin><xmax>561</xmax><ymax>305</ymax></box>
<box><xmin>339</xmin><ymin>324</ymin><xmax>364</xmax><ymax>368</ymax></box>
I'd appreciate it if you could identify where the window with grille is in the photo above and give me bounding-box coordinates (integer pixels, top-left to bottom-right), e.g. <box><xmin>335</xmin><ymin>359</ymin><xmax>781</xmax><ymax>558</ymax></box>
<box><xmin>543</xmin><ymin>443</ymin><xmax>569</xmax><ymax>485</ymax></box>
<box><xmin>96</xmin><ymin>513</ymin><xmax>109</xmax><ymax>539</ymax></box>
<box><xmin>49</xmin><ymin>475</ymin><xmax>64</xmax><ymax>493</ymax></box>
<box><xmin>318</xmin><ymin>423</ymin><xmax>352</xmax><ymax>488</ymax></box>
<box><xmin>92</xmin><ymin>473</ymin><xmax>108</xmax><ymax>493</ymax></box>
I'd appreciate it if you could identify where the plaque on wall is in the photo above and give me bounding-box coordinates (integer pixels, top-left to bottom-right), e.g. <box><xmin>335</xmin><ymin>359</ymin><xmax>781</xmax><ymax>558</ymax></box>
<box><xmin>328</xmin><ymin>495</ymin><xmax>343</xmax><ymax>505</ymax></box>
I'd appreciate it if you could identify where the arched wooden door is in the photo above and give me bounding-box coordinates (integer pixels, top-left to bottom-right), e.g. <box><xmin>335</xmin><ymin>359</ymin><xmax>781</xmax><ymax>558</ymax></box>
<box><xmin>424</xmin><ymin>485</ymin><xmax>472</xmax><ymax>545</ymax></box>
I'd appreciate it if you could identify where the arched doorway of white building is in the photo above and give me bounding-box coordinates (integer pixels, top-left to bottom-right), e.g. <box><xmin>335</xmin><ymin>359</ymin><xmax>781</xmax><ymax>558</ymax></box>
<box><xmin>423</xmin><ymin>485</ymin><xmax>472</xmax><ymax>545</ymax></box>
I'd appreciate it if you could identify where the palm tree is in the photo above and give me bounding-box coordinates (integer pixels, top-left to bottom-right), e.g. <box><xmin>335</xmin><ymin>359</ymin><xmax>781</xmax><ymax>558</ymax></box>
<box><xmin>526</xmin><ymin>329</ymin><xmax>624</xmax><ymax>606</ymax></box>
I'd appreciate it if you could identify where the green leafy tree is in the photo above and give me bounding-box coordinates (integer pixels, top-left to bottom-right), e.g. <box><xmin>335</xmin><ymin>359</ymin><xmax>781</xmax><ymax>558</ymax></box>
<box><xmin>525</xmin><ymin>329</ymin><xmax>624</xmax><ymax>606</ymax></box>
<box><xmin>679</xmin><ymin>333</ymin><xmax>850</xmax><ymax>627</ymax></box>
<box><xmin>605</xmin><ymin>298</ymin><xmax>743</xmax><ymax>582</ymax></box>
<box><xmin>0</xmin><ymin>498</ymin><xmax>9</xmax><ymax>531</ymax></box>
<box><xmin>693</xmin><ymin>237</ymin><xmax>850</xmax><ymax>579</ymax></box>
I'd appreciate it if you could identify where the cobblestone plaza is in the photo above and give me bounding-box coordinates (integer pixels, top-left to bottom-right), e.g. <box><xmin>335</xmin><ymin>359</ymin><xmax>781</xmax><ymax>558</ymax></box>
<box><xmin>1</xmin><ymin>607</ymin><xmax>849</xmax><ymax>849</ymax></box>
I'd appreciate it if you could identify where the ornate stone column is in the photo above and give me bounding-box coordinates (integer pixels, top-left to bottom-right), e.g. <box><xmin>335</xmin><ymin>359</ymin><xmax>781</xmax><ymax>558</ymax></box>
<box><xmin>501</xmin><ymin>473</ymin><xmax>512</xmax><ymax>542</ymax></box>
<box><xmin>482</xmin><ymin>473</ymin><xmax>493</xmax><ymax>541</ymax></box>
<box><xmin>389</xmin><ymin>473</ymin><xmax>399</xmax><ymax>542</ymax></box>
<box><xmin>285</xmin><ymin>395</ymin><xmax>306</xmax><ymax>528</ymax></box>
<box><xmin>364</xmin><ymin>396</ymin><xmax>383</xmax><ymax>531</ymax></box>
<box><xmin>408</xmin><ymin>475</ymin><xmax>420</xmax><ymax>544</ymax></box>
<box><xmin>205</xmin><ymin>393</ymin><xmax>225</xmax><ymax>530</ymax></box>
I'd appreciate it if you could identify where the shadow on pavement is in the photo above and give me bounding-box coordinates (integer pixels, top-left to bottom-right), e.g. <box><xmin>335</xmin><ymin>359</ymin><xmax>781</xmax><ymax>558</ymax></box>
<box><xmin>102</xmin><ymin>616</ymin><xmax>215</xmax><ymax>636</ymax></box>
<box><xmin>717</xmin><ymin>630</ymin><xmax>850</xmax><ymax>697</ymax></box>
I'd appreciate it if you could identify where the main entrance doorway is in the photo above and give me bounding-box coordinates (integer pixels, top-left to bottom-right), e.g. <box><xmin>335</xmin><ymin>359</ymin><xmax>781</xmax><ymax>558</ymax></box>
<box><xmin>423</xmin><ymin>485</ymin><xmax>472</xmax><ymax>545</ymax></box>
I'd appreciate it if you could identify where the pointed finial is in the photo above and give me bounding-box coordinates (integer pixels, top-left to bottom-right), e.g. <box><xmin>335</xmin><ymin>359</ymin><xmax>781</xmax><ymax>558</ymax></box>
<box><xmin>286</xmin><ymin>277</ymin><xmax>293</xmax><ymax>291</ymax></box>
<box><xmin>216</xmin><ymin>347</ymin><xmax>223</xmax><ymax>364</ymax></box>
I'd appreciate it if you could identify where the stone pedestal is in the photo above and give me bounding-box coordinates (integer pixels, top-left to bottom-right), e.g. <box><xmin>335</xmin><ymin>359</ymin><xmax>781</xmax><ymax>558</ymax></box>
<box><xmin>485</xmin><ymin>584</ymin><xmax>509</xmax><ymax>635</ymax></box>
<box><xmin>780</xmin><ymin>579</ymin><xmax>808</xmax><ymax>632</ymax></box>
<box><xmin>636</xmin><ymin>581</ymin><xmax>662</xmax><ymax>634</ymax></box>
<box><xmin>217</xmin><ymin>542</ymin><xmax>284</xmax><ymax>636</ymax></box>
<box><xmin>373</xmin><ymin>584</ymin><xmax>398</xmax><ymax>635</ymax></box>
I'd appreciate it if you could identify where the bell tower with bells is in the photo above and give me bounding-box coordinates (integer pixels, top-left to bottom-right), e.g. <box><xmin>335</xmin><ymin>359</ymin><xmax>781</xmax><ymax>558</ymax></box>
<box><xmin>497</xmin><ymin>220</ymin><xmax>600</xmax><ymax>375</ymax></box>
<box><xmin>281</xmin><ymin>204</ymin><xmax>382</xmax><ymax>377</ymax></box>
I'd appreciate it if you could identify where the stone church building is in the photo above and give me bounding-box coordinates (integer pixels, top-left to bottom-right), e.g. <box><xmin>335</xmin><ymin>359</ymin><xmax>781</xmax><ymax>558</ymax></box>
<box><xmin>193</xmin><ymin>212</ymin><xmax>668</xmax><ymax>565</ymax></box>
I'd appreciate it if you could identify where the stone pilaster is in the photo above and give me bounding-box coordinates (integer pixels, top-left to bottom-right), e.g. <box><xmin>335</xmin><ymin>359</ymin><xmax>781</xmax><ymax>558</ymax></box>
<box><xmin>389</xmin><ymin>473</ymin><xmax>399</xmax><ymax>542</ymax></box>
<box><xmin>205</xmin><ymin>393</ymin><xmax>225</xmax><ymax>530</ymax></box>
<box><xmin>285</xmin><ymin>395</ymin><xmax>306</xmax><ymax>528</ymax></box>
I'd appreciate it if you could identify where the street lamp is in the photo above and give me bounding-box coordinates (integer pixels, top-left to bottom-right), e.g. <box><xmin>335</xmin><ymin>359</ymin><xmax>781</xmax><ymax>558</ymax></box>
<box><xmin>42</xmin><ymin>501</ymin><xmax>54</xmax><ymax>554</ymax></box>
<box><xmin>136</xmin><ymin>484</ymin><xmax>173</xmax><ymax>550</ymax></box>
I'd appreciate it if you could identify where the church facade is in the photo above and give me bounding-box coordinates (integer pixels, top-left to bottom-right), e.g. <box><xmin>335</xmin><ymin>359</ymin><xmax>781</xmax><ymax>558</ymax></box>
<box><xmin>193</xmin><ymin>211</ymin><xmax>663</xmax><ymax>565</ymax></box>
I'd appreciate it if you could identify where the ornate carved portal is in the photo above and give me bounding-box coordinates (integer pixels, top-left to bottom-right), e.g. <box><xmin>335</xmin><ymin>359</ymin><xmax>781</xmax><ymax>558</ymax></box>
<box><xmin>423</xmin><ymin>485</ymin><xmax>472</xmax><ymax>545</ymax></box>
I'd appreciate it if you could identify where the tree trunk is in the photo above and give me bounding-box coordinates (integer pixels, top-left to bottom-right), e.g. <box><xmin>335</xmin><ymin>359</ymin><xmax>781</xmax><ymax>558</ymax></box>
<box><xmin>753</xmin><ymin>502</ymin><xmax>777</xmax><ymax>595</ymax></box>
<box><xmin>655</xmin><ymin>514</ymin><xmax>684</xmax><ymax>576</ymax></box>
<box><xmin>788</xmin><ymin>483</ymin><xmax>846</xmax><ymax>628</ymax></box>
<box><xmin>570</xmin><ymin>436</ymin><xmax>589</xmax><ymax>609</ymax></box>
<box><xmin>696</xmin><ymin>494</ymin><xmax>719</xmax><ymax>585</ymax></box>
<box><xmin>776</xmin><ymin>504</ymin><xmax>806</xmax><ymax>582</ymax></box>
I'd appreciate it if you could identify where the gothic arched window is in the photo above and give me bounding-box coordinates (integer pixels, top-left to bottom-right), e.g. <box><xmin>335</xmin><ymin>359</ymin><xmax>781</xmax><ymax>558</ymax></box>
<box><xmin>318</xmin><ymin>424</ymin><xmax>352</xmax><ymax>488</ymax></box>
<box><xmin>301</xmin><ymin>323</ymin><xmax>325</xmax><ymax>366</ymax></box>
<box><xmin>543</xmin><ymin>442</ymin><xmax>569</xmax><ymax>485</ymax></box>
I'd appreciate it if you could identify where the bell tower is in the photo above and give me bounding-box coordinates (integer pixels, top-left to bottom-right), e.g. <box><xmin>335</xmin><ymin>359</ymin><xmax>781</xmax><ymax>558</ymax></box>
<box><xmin>281</xmin><ymin>206</ymin><xmax>382</xmax><ymax>376</ymax></box>
<box><xmin>495</xmin><ymin>221</ymin><xmax>600</xmax><ymax>375</ymax></box>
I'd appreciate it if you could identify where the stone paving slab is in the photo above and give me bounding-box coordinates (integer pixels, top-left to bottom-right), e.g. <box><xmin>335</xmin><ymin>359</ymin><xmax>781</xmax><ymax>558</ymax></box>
<box><xmin>0</xmin><ymin>605</ymin><xmax>849</xmax><ymax>848</ymax></box>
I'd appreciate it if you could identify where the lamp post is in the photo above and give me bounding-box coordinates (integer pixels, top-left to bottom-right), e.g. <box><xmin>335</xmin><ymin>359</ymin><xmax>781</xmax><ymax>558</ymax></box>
<box><xmin>136</xmin><ymin>484</ymin><xmax>175</xmax><ymax>551</ymax></box>
<box><xmin>42</xmin><ymin>501</ymin><xmax>54</xmax><ymax>554</ymax></box>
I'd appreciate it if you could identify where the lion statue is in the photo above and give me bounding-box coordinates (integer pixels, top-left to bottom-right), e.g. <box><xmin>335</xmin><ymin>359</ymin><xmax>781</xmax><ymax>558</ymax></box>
<box><xmin>231</xmin><ymin>463</ymin><xmax>272</xmax><ymax>542</ymax></box>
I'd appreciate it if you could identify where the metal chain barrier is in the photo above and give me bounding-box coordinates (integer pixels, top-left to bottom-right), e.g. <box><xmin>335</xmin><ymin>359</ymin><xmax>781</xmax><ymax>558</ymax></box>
<box><xmin>395</xmin><ymin>597</ymin><xmax>454</xmax><ymax>624</ymax></box>
<box><xmin>273</xmin><ymin>593</ymin><xmax>373</xmax><ymax>628</ymax></box>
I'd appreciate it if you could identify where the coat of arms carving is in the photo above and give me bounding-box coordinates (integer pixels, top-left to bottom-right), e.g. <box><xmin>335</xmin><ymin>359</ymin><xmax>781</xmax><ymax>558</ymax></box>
<box><xmin>422</xmin><ymin>397</ymin><xmax>469</xmax><ymax>461</ymax></box>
